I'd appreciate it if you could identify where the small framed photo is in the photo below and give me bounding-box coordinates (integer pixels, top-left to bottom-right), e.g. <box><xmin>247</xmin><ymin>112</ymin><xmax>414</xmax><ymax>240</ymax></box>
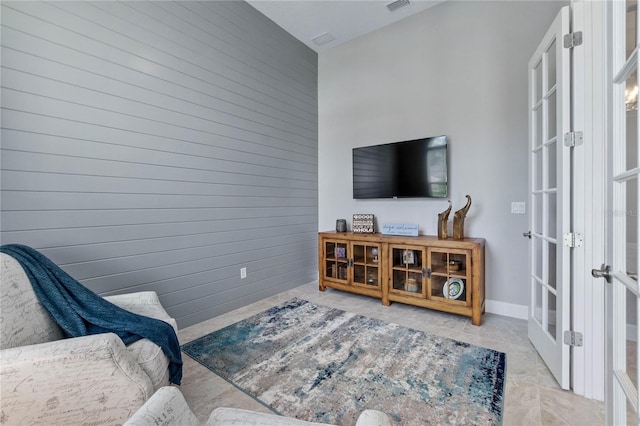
<box><xmin>403</xmin><ymin>250</ymin><xmax>415</xmax><ymax>265</ymax></box>
<box><xmin>336</xmin><ymin>247</ymin><xmax>346</xmax><ymax>258</ymax></box>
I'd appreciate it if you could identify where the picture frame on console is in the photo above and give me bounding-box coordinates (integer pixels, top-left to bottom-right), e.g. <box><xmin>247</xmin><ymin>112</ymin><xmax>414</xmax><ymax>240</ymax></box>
<box><xmin>403</xmin><ymin>250</ymin><xmax>415</xmax><ymax>266</ymax></box>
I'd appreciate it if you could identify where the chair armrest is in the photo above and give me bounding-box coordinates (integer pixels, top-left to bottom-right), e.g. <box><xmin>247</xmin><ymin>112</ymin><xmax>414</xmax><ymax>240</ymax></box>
<box><xmin>124</xmin><ymin>386</ymin><xmax>199</xmax><ymax>426</ymax></box>
<box><xmin>0</xmin><ymin>333</ymin><xmax>154</xmax><ymax>425</ymax></box>
<box><xmin>356</xmin><ymin>410</ymin><xmax>393</xmax><ymax>426</ymax></box>
<box><xmin>105</xmin><ymin>291</ymin><xmax>178</xmax><ymax>332</ymax></box>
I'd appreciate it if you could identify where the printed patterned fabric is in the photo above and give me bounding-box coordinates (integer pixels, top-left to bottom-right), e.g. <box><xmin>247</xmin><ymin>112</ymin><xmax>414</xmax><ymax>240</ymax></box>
<box><xmin>125</xmin><ymin>387</ymin><xmax>392</xmax><ymax>426</ymax></box>
<box><xmin>0</xmin><ymin>253</ymin><xmax>65</xmax><ymax>349</ymax></box>
<box><xmin>0</xmin><ymin>332</ymin><xmax>154</xmax><ymax>425</ymax></box>
<box><xmin>182</xmin><ymin>298</ymin><xmax>506</xmax><ymax>426</ymax></box>
<box><xmin>124</xmin><ymin>387</ymin><xmax>199</xmax><ymax>426</ymax></box>
<box><xmin>0</xmin><ymin>244</ymin><xmax>182</xmax><ymax>385</ymax></box>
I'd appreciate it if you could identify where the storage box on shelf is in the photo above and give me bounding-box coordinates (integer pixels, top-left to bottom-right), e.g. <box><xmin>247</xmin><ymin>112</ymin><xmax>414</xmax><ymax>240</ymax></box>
<box><xmin>318</xmin><ymin>232</ymin><xmax>485</xmax><ymax>325</ymax></box>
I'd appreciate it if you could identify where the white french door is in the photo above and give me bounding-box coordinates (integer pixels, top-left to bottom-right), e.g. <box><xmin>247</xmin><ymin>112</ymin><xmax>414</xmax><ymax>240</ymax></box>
<box><xmin>527</xmin><ymin>6</ymin><xmax>572</xmax><ymax>390</ymax></box>
<box><xmin>605</xmin><ymin>1</ymin><xmax>640</xmax><ymax>423</ymax></box>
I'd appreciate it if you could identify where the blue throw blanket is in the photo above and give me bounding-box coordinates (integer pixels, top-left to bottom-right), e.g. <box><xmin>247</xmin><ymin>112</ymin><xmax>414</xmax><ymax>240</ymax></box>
<box><xmin>1</xmin><ymin>244</ymin><xmax>182</xmax><ymax>385</ymax></box>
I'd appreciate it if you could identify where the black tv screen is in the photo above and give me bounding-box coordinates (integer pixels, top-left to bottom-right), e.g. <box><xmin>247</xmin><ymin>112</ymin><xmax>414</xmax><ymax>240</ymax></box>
<box><xmin>352</xmin><ymin>136</ymin><xmax>448</xmax><ymax>199</ymax></box>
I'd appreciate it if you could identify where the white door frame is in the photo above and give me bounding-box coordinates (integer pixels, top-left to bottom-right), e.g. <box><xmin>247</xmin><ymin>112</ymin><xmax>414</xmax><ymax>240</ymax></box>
<box><xmin>526</xmin><ymin>0</ymin><xmax>606</xmax><ymax>400</ymax></box>
<box><xmin>570</xmin><ymin>0</ymin><xmax>607</xmax><ymax>401</ymax></box>
<box><xmin>528</xmin><ymin>4</ymin><xmax>576</xmax><ymax>391</ymax></box>
<box><xmin>603</xmin><ymin>0</ymin><xmax>640</xmax><ymax>422</ymax></box>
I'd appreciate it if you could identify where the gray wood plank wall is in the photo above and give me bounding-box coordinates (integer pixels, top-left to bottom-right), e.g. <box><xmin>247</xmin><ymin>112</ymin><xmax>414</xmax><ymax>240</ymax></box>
<box><xmin>0</xmin><ymin>1</ymin><xmax>318</xmax><ymax>328</ymax></box>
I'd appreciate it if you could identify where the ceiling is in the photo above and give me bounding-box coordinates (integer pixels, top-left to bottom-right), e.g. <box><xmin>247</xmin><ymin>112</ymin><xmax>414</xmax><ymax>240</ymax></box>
<box><xmin>247</xmin><ymin>0</ymin><xmax>446</xmax><ymax>52</ymax></box>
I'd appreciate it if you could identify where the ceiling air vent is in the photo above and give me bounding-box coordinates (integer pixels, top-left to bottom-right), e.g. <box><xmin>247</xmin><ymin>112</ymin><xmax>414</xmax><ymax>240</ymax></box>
<box><xmin>312</xmin><ymin>32</ymin><xmax>336</xmax><ymax>46</ymax></box>
<box><xmin>386</xmin><ymin>0</ymin><xmax>411</xmax><ymax>12</ymax></box>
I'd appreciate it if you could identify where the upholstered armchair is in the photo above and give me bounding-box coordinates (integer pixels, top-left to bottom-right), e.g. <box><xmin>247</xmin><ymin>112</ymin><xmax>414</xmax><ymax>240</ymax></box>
<box><xmin>0</xmin><ymin>252</ymin><xmax>178</xmax><ymax>425</ymax></box>
<box><xmin>125</xmin><ymin>387</ymin><xmax>393</xmax><ymax>426</ymax></box>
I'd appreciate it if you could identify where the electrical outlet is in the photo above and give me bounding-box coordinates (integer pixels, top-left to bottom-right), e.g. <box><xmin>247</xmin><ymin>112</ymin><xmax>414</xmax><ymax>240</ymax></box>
<box><xmin>240</xmin><ymin>267</ymin><xmax>247</xmax><ymax>279</ymax></box>
<box><xmin>511</xmin><ymin>202</ymin><xmax>526</xmax><ymax>214</ymax></box>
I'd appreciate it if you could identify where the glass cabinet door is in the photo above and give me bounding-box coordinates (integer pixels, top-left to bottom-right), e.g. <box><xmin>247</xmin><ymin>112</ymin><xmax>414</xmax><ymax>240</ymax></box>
<box><xmin>352</xmin><ymin>243</ymin><xmax>381</xmax><ymax>287</ymax></box>
<box><xmin>428</xmin><ymin>249</ymin><xmax>470</xmax><ymax>304</ymax></box>
<box><xmin>324</xmin><ymin>241</ymin><xmax>349</xmax><ymax>282</ymax></box>
<box><xmin>390</xmin><ymin>246</ymin><xmax>426</xmax><ymax>297</ymax></box>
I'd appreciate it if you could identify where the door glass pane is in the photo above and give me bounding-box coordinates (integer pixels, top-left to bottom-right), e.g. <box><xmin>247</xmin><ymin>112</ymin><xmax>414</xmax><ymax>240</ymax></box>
<box><xmin>548</xmin><ymin>192</ymin><xmax>557</xmax><ymax>237</ymax></box>
<box><xmin>628</xmin><ymin>178</ymin><xmax>639</xmax><ymax>280</ymax></box>
<box><xmin>534</xmin><ymin>238</ymin><xmax>543</xmax><ymax>279</ymax></box>
<box><xmin>432</xmin><ymin>275</ymin><xmax>447</xmax><ymax>298</ymax></box>
<box><xmin>547</xmin><ymin>39</ymin><xmax>557</xmax><ymax>89</ymax></box>
<box><xmin>534</xmin><ymin>193</ymin><xmax>543</xmax><ymax>234</ymax></box>
<box><xmin>548</xmin><ymin>142</ymin><xmax>557</xmax><ymax>189</ymax></box>
<box><xmin>326</xmin><ymin>242</ymin><xmax>336</xmax><ymax>258</ymax></box>
<box><xmin>337</xmin><ymin>263</ymin><xmax>348</xmax><ymax>280</ymax></box>
<box><xmin>535</xmin><ymin>61</ymin><xmax>543</xmax><ymax>104</ymax></box>
<box><xmin>393</xmin><ymin>269</ymin><xmax>405</xmax><ymax>291</ymax></box>
<box><xmin>535</xmin><ymin>106</ymin><xmax>543</xmax><ymax>148</ymax></box>
<box><xmin>407</xmin><ymin>271</ymin><xmax>422</xmax><ymax>293</ymax></box>
<box><xmin>413</xmin><ymin>249</ymin><xmax>424</xmax><ymax>269</ymax></box>
<box><xmin>366</xmin><ymin>267</ymin><xmax>379</xmax><ymax>286</ymax></box>
<box><xmin>548</xmin><ymin>91</ymin><xmax>557</xmax><ymax>140</ymax></box>
<box><xmin>353</xmin><ymin>244</ymin><xmax>364</xmax><ymax>263</ymax></box>
<box><xmin>534</xmin><ymin>280</ymin><xmax>542</xmax><ymax>323</ymax></box>
<box><xmin>548</xmin><ymin>242</ymin><xmax>557</xmax><ymax>290</ymax></box>
<box><xmin>354</xmin><ymin>264</ymin><xmax>365</xmax><ymax>284</ymax></box>
<box><xmin>626</xmin><ymin>286</ymin><xmax>638</xmax><ymax>390</ymax></box>
<box><xmin>548</xmin><ymin>291</ymin><xmax>557</xmax><ymax>339</ymax></box>
<box><xmin>449</xmin><ymin>253</ymin><xmax>467</xmax><ymax>275</ymax></box>
<box><xmin>392</xmin><ymin>248</ymin><xmax>405</xmax><ymax>268</ymax></box>
<box><xmin>369</xmin><ymin>246</ymin><xmax>380</xmax><ymax>264</ymax></box>
<box><xmin>626</xmin><ymin>71</ymin><xmax>639</xmax><ymax>170</ymax></box>
<box><xmin>627</xmin><ymin>0</ymin><xmax>638</xmax><ymax>60</ymax></box>
<box><xmin>431</xmin><ymin>251</ymin><xmax>446</xmax><ymax>274</ymax></box>
<box><xmin>325</xmin><ymin>260</ymin><xmax>335</xmax><ymax>278</ymax></box>
<box><xmin>534</xmin><ymin>149</ymin><xmax>543</xmax><ymax>190</ymax></box>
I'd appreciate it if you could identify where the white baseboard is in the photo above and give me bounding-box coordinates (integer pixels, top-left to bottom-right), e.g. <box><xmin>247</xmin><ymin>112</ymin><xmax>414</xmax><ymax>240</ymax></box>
<box><xmin>485</xmin><ymin>299</ymin><xmax>528</xmax><ymax>320</ymax></box>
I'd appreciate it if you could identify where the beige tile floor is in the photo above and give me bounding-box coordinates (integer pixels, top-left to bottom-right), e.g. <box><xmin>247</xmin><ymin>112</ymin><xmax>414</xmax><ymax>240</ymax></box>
<box><xmin>177</xmin><ymin>281</ymin><xmax>605</xmax><ymax>425</ymax></box>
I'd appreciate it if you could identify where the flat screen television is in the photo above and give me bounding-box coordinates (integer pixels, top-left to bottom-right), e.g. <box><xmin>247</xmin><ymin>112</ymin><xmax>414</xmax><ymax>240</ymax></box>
<box><xmin>352</xmin><ymin>135</ymin><xmax>448</xmax><ymax>199</ymax></box>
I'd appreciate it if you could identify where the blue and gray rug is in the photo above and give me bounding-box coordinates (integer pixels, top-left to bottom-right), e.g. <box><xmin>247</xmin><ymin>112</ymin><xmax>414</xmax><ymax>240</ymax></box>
<box><xmin>182</xmin><ymin>298</ymin><xmax>506</xmax><ymax>425</ymax></box>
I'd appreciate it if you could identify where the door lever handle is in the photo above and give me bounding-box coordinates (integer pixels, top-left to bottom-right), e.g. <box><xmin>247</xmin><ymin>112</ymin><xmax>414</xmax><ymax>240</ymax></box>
<box><xmin>523</xmin><ymin>231</ymin><xmax>531</xmax><ymax>239</ymax></box>
<box><xmin>591</xmin><ymin>264</ymin><xmax>612</xmax><ymax>283</ymax></box>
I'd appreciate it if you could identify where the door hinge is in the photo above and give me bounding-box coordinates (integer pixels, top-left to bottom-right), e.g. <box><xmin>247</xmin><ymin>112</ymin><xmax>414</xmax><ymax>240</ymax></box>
<box><xmin>563</xmin><ymin>232</ymin><xmax>583</xmax><ymax>248</ymax></box>
<box><xmin>563</xmin><ymin>31</ymin><xmax>583</xmax><ymax>48</ymax></box>
<box><xmin>563</xmin><ymin>131</ymin><xmax>583</xmax><ymax>147</ymax></box>
<box><xmin>563</xmin><ymin>330</ymin><xmax>584</xmax><ymax>347</ymax></box>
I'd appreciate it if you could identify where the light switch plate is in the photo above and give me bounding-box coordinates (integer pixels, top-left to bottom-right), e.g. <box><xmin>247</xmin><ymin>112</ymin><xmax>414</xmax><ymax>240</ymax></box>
<box><xmin>511</xmin><ymin>202</ymin><xmax>526</xmax><ymax>214</ymax></box>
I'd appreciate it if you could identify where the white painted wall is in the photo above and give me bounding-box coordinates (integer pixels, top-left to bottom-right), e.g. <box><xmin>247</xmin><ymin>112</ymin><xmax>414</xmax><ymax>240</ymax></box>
<box><xmin>319</xmin><ymin>0</ymin><xmax>566</xmax><ymax>309</ymax></box>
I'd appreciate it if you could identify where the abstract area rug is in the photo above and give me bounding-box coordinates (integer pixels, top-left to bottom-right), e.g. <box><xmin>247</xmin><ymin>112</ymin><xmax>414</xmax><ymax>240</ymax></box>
<box><xmin>182</xmin><ymin>298</ymin><xmax>506</xmax><ymax>425</ymax></box>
